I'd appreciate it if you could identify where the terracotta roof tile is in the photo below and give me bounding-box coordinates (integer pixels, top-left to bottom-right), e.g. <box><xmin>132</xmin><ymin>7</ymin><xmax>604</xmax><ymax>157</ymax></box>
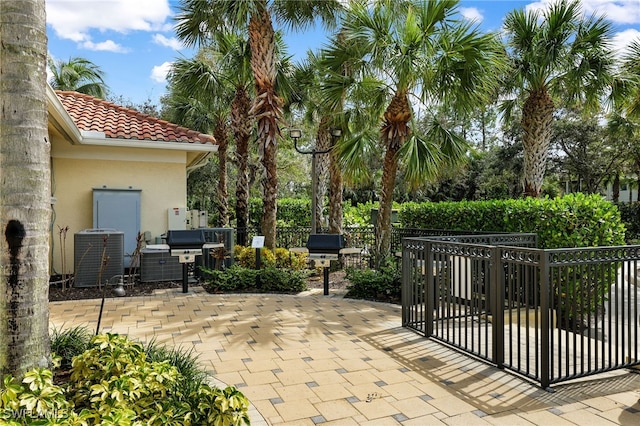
<box><xmin>55</xmin><ymin>91</ymin><xmax>217</xmax><ymax>146</ymax></box>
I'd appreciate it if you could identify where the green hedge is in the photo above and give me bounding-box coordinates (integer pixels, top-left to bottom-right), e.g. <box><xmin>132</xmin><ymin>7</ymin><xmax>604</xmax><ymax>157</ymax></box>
<box><xmin>249</xmin><ymin>197</ymin><xmax>311</xmax><ymax>227</ymax></box>
<box><xmin>399</xmin><ymin>193</ymin><xmax>626</xmax><ymax>248</ymax></box>
<box><xmin>615</xmin><ymin>202</ymin><xmax>640</xmax><ymax>243</ymax></box>
<box><xmin>202</xmin><ymin>265</ymin><xmax>307</xmax><ymax>293</ymax></box>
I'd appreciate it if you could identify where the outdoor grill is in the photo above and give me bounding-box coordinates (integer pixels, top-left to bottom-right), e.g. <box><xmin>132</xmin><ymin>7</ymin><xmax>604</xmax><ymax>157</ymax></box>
<box><xmin>165</xmin><ymin>229</ymin><xmax>223</xmax><ymax>292</ymax></box>
<box><xmin>306</xmin><ymin>234</ymin><xmax>345</xmax><ymax>295</ymax></box>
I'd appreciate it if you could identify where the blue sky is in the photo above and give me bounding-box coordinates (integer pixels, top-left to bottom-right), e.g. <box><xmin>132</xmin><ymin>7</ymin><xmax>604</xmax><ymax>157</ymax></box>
<box><xmin>46</xmin><ymin>0</ymin><xmax>640</xmax><ymax>106</ymax></box>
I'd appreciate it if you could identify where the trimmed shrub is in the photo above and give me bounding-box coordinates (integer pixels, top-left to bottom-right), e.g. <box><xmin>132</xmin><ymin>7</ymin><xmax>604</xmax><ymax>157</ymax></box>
<box><xmin>345</xmin><ymin>257</ymin><xmax>400</xmax><ymax>303</ymax></box>
<box><xmin>234</xmin><ymin>245</ymin><xmax>308</xmax><ymax>271</ymax></box>
<box><xmin>249</xmin><ymin>197</ymin><xmax>312</xmax><ymax>227</ymax></box>
<box><xmin>399</xmin><ymin>193</ymin><xmax>626</xmax><ymax>248</ymax></box>
<box><xmin>616</xmin><ymin>202</ymin><xmax>640</xmax><ymax>243</ymax></box>
<box><xmin>202</xmin><ymin>265</ymin><xmax>307</xmax><ymax>294</ymax></box>
<box><xmin>234</xmin><ymin>245</ymin><xmax>276</xmax><ymax>268</ymax></box>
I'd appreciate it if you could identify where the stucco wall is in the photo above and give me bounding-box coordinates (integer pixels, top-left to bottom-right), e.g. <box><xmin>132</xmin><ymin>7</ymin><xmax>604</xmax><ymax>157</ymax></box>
<box><xmin>50</xmin><ymin>142</ymin><xmax>189</xmax><ymax>274</ymax></box>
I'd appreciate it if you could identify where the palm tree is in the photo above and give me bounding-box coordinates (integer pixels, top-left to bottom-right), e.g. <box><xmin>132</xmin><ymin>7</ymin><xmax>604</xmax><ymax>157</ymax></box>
<box><xmin>175</xmin><ymin>0</ymin><xmax>342</xmax><ymax>250</ymax></box>
<box><xmin>321</xmin><ymin>0</ymin><xmax>505</xmax><ymax>260</ymax></box>
<box><xmin>614</xmin><ymin>38</ymin><xmax>640</xmax><ymax>119</ymax></box>
<box><xmin>501</xmin><ymin>0</ymin><xmax>615</xmax><ymax>197</ymax></box>
<box><xmin>189</xmin><ymin>33</ymin><xmax>254</xmax><ymax>242</ymax></box>
<box><xmin>607</xmin><ymin>37</ymin><xmax>640</xmax><ymax>202</ymax></box>
<box><xmin>168</xmin><ymin>34</ymin><xmax>255</xmax><ymax>229</ymax></box>
<box><xmin>290</xmin><ymin>52</ymin><xmax>342</xmax><ymax>233</ymax></box>
<box><xmin>0</xmin><ymin>0</ymin><xmax>51</xmax><ymax>379</ymax></box>
<box><xmin>48</xmin><ymin>56</ymin><xmax>107</xmax><ymax>98</ymax></box>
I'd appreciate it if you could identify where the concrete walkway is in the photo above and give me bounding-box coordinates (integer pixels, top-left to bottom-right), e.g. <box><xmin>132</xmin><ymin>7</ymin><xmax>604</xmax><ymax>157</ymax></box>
<box><xmin>49</xmin><ymin>287</ymin><xmax>640</xmax><ymax>425</ymax></box>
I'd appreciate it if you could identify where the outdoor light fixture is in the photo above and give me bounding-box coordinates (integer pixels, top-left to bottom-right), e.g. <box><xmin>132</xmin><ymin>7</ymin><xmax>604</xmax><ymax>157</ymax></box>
<box><xmin>291</xmin><ymin>127</ymin><xmax>341</xmax><ymax>234</ymax></box>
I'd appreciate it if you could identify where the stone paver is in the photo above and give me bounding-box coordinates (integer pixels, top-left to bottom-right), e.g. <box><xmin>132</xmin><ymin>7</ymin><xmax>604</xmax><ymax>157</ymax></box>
<box><xmin>49</xmin><ymin>287</ymin><xmax>640</xmax><ymax>425</ymax></box>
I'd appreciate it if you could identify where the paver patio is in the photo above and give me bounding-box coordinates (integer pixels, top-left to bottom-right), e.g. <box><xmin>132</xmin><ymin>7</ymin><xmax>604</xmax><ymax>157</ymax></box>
<box><xmin>49</xmin><ymin>287</ymin><xmax>640</xmax><ymax>425</ymax></box>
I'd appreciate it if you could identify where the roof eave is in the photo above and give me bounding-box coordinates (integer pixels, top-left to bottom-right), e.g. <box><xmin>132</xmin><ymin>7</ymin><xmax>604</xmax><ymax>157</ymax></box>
<box><xmin>47</xmin><ymin>84</ymin><xmax>83</xmax><ymax>144</ymax></box>
<box><xmin>187</xmin><ymin>152</ymin><xmax>213</xmax><ymax>175</ymax></box>
<box><xmin>79</xmin><ymin>132</ymin><xmax>218</xmax><ymax>153</ymax></box>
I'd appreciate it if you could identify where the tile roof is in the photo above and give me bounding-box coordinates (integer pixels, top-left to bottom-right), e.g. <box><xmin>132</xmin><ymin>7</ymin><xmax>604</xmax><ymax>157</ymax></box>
<box><xmin>55</xmin><ymin>91</ymin><xmax>216</xmax><ymax>145</ymax></box>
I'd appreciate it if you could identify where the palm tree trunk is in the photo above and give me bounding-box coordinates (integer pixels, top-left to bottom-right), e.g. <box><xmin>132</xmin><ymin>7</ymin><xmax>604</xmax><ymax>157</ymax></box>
<box><xmin>214</xmin><ymin>119</ymin><xmax>229</xmax><ymax>227</ymax></box>
<box><xmin>0</xmin><ymin>0</ymin><xmax>51</xmax><ymax>379</ymax></box>
<box><xmin>248</xmin><ymin>5</ymin><xmax>282</xmax><ymax>250</ymax></box>
<box><xmin>636</xmin><ymin>160</ymin><xmax>640</xmax><ymax>202</ymax></box>
<box><xmin>374</xmin><ymin>92</ymin><xmax>411</xmax><ymax>264</ymax></box>
<box><xmin>314</xmin><ymin>117</ymin><xmax>331</xmax><ymax>232</ymax></box>
<box><xmin>328</xmin><ymin>142</ymin><xmax>344</xmax><ymax>235</ymax></box>
<box><xmin>522</xmin><ymin>89</ymin><xmax>554</xmax><ymax>197</ymax></box>
<box><xmin>375</xmin><ymin>146</ymin><xmax>400</xmax><ymax>265</ymax></box>
<box><xmin>612</xmin><ymin>172</ymin><xmax>620</xmax><ymax>203</ymax></box>
<box><xmin>328</xmin><ymin>29</ymin><xmax>348</xmax><ymax>236</ymax></box>
<box><xmin>231</xmin><ymin>86</ymin><xmax>252</xmax><ymax>245</ymax></box>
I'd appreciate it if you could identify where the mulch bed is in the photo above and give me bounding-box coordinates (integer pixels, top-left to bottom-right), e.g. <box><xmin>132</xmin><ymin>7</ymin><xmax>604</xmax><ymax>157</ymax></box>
<box><xmin>48</xmin><ymin>280</ymin><xmax>186</xmax><ymax>302</ymax></box>
<box><xmin>48</xmin><ymin>270</ymin><xmax>353</xmax><ymax>302</ymax></box>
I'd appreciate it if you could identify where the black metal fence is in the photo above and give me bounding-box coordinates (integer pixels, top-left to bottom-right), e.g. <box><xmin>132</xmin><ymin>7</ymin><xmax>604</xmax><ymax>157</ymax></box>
<box><xmin>237</xmin><ymin>226</ymin><xmax>497</xmax><ymax>254</ymax></box>
<box><xmin>402</xmin><ymin>234</ymin><xmax>640</xmax><ymax>389</ymax></box>
<box><xmin>237</xmin><ymin>226</ymin><xmax>377</xmax><ymax>251</ymax></box>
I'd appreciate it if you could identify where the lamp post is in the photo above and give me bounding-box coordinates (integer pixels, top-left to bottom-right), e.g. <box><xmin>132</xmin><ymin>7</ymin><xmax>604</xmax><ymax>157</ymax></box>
<box><xmin>290</xmin><ymin>128</ymin><xmax>341</xmax><ymax>234</ymax></box>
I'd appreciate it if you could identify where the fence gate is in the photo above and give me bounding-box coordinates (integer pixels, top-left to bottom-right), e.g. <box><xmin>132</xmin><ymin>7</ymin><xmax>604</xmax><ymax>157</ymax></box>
<box><xmin>402</xmin><ymin>236</ymin><xmax>640</xmax><ymax>389</ymax></box>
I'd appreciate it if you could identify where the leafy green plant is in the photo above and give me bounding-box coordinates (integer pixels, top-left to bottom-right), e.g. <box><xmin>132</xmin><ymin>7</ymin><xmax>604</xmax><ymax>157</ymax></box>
<box><xmin>50</xmin><ymin>326</ymin><xmax>92</xmax><ymax>370</ymax></box>
<box><xmin>345</xmin><ymin>257</ymin><xmax>400</xmax><ymax>303</ymax></box>
<box><xmin>249</xmin><ymin>197</ymin><xmax>312</xmax><ymax>227</ymax></box>
<box><xmin>0</xmin><ymin>333</ymin><xmax>251</xmax><ymax>425</ymax></box>
<box><xmin>202</xmin><ymin>264</ymin><xmax>307</xmax><ymax>294</ymax></box>
<box><xmin>258</xmin><ymin>267</ymin><xmax>307</xmax><ymax>293</ymax></box>
<box><xmin>399</xmin><ymin>193</ymin><xmax>626</xmax><ymax>248</ymax></box>
<box><xmin>190</xmin><ymin>385</ymin><xmax>250</xmax><ymax>426</ymax></box>
<box><xmin>234</xmin><ymin>245</ymin><xmax>276</xmax><ymax>268</ymax></box>
<box><xmin>615</xmin><ymin>201</ymin><xmax>640</xmax><ymax>244</ymax></box>
<box><xmin>0</xmin><ymin>369</ymin><xmax>70</xmax><ymax>424</ymax></box>
<box><xmin>202</xmin><ymin>265</ymin><xmax>258</xmax><ymax>293</ymax></box>
<box><xmin>343</xmin><ymin>201</ymin><xmax>378</xmax><ymax>227</ymax></box>
<box><xmin>273</xmin><ymin>247</ymin><xmax>308</xmax><ymax>270</ymax></box>
<box><xmin>144</xmin><ymin>339</ymin><xmax>207</xmax><ymax>392</ymax></box>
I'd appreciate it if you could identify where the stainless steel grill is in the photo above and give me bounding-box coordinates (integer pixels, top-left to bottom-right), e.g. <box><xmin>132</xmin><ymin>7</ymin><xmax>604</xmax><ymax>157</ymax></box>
<box><xmin>306</xmin><ymin>234</ymin><xmax>345</xmax><ymax>295</ymax></box>
<box><xmin>165</xmin><ymin>230</ymin><xmax>222</xmax><ymax>292</ymax></box>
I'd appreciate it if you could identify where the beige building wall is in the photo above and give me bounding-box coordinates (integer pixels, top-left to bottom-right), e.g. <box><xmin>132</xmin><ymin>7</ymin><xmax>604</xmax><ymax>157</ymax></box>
<box><xmin>50</xmin><ymin>136</ymin><xmax>189</xmax><ymax>274</ymax></box>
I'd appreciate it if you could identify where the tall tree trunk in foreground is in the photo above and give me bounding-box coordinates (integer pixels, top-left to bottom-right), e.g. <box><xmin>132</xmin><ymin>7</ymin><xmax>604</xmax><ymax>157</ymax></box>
<box><xmin>231</xmin><ymin>86</ymin><xmax>252</xmax><ymax>245</ymax></box>
<box><xmin>314</xmin><ymin>117</ymin><xmax>331</xmax><ymax>232</ymax></box>
<box><xmin>214</xmin><ymin>118</ymin><xmax>229</xmax><ymax>227</ymax></box>
<box><xmin>374</xmin><ymin>92</ymin><xmax>410</xmax><ymax>264</ymax></box>
<box><xmin>328</xmin><ymin>140</ymin><xmax>344</xmax><ymax>235</ymax></box>
<box><xmin>521</xmin><ymin>90</ymin><xmax>555</xmax><ymax>197</ymax></box>
<box><xmin>248</xmin><ymin>6</ymin><xmax>282</xmax><ymax>250</ymax></box>
<box><xmin>0</xmin><ymin>0</ymin><xmax>51</xmax><ymax>380</ymax></box>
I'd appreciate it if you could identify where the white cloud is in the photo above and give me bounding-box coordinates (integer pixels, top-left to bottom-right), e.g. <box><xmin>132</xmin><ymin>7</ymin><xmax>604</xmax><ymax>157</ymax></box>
<box><xmin>612</xmin><ymin>28</ymin><xmax>640</xmax><ymax>55</ymax></box>
<box><xmin>47</xmin><ymin>0</ymin><xmax>172</xmax><ymax>51</ymax></box>
<box><xmin>81</xmin><ymin>40</ymin><xmax>128</xmax><ymax>53</ymax></box>
<box><xmin>527</xmin><ymin>0</ymin><xmax>640</xmax><ymax>25</ymax></box>
<box><xmin>581</xmin><ymin>0</ymin><xmax>640</xmax><ymax>25</ymax></box>
<box><xmin>460</xmin><ymin>7</ymin><xmax>484</xmax><ymax>24</ymax></box>
<box><xmin>151</xmin><ymin>61</ymin><xmax>173</xmax><ymax>83</ymax></box>
<box><xmin>153</xmin><ymin>34</ymin><xmax>184</xmax><ymax>50</ymax></box>
<box><xmin>523</xmin><ymin>1</ymin><xmax>640</xmax><ymax>53</ymax></box>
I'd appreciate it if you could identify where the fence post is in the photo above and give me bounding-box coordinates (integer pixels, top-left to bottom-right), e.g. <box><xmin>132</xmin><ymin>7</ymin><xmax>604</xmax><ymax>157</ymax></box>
<box><xmin>540</xmin><ymin>250</ymin><xmax>551</xmax><ymax>390</ymax></box>
<box><xmin>401</xmin><ymin>240</ymin><xmax>410</xmax><ymax>326</ymax></box>
<box><xmin>491</xmin><ymin>246</ymin><xmax>504</xmax><ymax>367</ymax></box>
<box><xmin>425</xmin><ymin>240</ymin><xmax>434</xmax><ymax>337</ymax></box>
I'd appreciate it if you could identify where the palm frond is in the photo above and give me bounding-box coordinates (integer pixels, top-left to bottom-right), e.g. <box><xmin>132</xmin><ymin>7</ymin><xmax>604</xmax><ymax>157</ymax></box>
<box><xmin>335</xmin><ymin>130</ymin><xmax>380</xmax><ymax>185</ymax></box>
<box><xmin>399</xmin><ymin>133</ymin><xmax>441</xmax><ymax>188</ymax></box>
